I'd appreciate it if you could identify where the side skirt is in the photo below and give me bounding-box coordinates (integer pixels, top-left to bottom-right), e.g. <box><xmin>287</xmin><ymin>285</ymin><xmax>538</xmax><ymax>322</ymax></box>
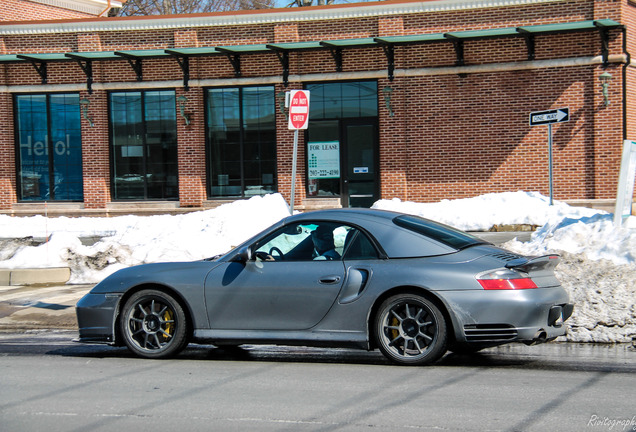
<box><xmin>192</xmin><ymin>329</ymin><xmax>370</xmax><ymax>350</ymax></box>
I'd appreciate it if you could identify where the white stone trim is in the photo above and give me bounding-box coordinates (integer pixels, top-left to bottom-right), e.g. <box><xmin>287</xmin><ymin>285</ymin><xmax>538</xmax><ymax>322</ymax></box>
<box><xmin>24</xmin><ymin>0</ymin><xmax>123</xmax><ymax>16</ymax></box>
<box><xmin>1</xmin><ymin>0</ymin><xmax>560</xmax><ymax>35</ymax></box>
<box><xmin>0</xmin><ymin>54</ymin><xmax>624</xmax><ymax>93</ymax></box>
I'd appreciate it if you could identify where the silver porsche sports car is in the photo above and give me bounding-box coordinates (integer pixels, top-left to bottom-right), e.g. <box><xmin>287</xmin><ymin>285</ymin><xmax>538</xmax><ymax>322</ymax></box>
<box><xmin>76</xmin><ymin>208</ymin><xmax>573</xmax><ymax>365</ymax></box>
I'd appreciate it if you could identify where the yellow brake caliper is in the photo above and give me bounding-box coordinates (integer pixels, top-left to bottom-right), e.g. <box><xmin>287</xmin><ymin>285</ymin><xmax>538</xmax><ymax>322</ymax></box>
<box><xmin>163</xmin><ymin>309</ymin><xmax>174</xmax><ymax>339</ymax></box>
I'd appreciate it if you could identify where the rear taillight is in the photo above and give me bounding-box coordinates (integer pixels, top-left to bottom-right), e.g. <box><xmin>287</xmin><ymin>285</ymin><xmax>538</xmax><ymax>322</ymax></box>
<box><xmin>476</xmin><ymin>269</ymin><xmax>538</xmax><ymax>290</ymax></box>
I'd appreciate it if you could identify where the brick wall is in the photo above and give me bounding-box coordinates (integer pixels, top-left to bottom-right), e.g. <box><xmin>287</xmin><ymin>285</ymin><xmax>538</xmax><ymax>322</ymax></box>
<box><xmin>80</xmin><ymin>91</ymin><xmax>110</xmax><ymax>209</ymax></box>
<box><xmin>0</xmin><ymin>94</ymin><xmax>16</xmax><ymax>209</ymax></box>
<box><xmin>177</xmin><ymin>88</ymin><xmax>207</xmax><ymax>207</ymax></box>
<box><xmin>0</xmin><ymin>0</ymin><xmax>633</xmax><ymax>212</ymax></box>
<box><xmin>0</xmin><ymin>0</ymin><xmax>95</xmax><ymax>21</ymax></box>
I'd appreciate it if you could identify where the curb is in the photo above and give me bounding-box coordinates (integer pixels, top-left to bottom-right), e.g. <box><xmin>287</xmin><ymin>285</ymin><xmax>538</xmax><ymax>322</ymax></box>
<box><xmin>0</xmin><ymin>267</ymin><xmax>71</xmax><ymax>286</ymax></box>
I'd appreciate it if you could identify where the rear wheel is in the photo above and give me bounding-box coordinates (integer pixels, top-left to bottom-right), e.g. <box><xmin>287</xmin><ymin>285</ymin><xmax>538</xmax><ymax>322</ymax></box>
<box><xmin>375</xmin><ymin>294</ymin><xmax>447</xmax><ymax>366</ymax></box>
<box><xmin>121</xmin><ymin>289</ymin><xmax>188</xmax><ymax>359</ymax></box>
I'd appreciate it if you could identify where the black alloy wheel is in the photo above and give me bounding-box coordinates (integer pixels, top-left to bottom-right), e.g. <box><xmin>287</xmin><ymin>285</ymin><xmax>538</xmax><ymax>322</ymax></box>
<box><xmin>375</xmin><ymin>293</ymin><xmax>448</xmax><ymax>366</ymax></box>
<box><xmin>121</xmin><ymin>289</ymin><xmax>188</xmax><ymax>359</ymax></box>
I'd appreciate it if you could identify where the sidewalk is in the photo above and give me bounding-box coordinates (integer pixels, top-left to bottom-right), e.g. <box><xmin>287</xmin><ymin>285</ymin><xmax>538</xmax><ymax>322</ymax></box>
<box><xmin>0</xmin><ymin>284</ymin><xmax>92</xmax><ymax>331</ymax></box>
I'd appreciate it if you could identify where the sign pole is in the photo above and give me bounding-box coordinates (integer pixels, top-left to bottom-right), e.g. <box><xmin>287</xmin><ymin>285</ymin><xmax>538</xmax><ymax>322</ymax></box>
<box><xmin>286</xmin><ymin>89</ymin><xmax>310</xmax><ymax>214</ymax></box>
<box><xmin>529</xmin><ymin>107</ymin><xmax>569</xmax><ymax>206</ymax></box>
<box><xmin>548</xmin><ymin>123</ymin><xmax>553</xmax><ymax>206</ymax></box>
<box><xmin>290</xmin><ymin>129</ymin><xmax>299</xmax><ymax>214</ymax></box>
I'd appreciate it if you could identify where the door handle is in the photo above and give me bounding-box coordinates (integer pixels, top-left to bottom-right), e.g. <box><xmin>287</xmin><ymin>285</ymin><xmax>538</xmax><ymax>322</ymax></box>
<box><xmin>319</xmin><ymin>275</ymin><xmax>341</xmax><ymax>284</ymax></box>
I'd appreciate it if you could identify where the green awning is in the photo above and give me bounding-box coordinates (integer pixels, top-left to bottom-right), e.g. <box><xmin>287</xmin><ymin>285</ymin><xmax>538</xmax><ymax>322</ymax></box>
<box><xmin>215</xmin><ymin>44</ymin><xmax>270</xmax><ymax>54</ymax></box>
<box><xmin>266</xmin><ymin>41</ymin><xmax>324</xmax><ymax>51</ymax></box>
<box><xmin>114</xmin><ymin>49</ymin><xmax>171</xmax><ymax>59</ymax></box>
<box><xmin>375</xmin><ymin>33</ymin><xmax>446</xmax><ymax>45</ymax></box>
<box><xmin>0</xmin><ymin>54</ymin><xmax>22</xmax><ymax>63</ymax></box>
<box><xmin>17</xmin><ymin>53</ymin><xmax>70</xmax><ymax>62</ymax></box>
<box><xmin>66</xmin><ymin>51</ymin><xmax>121</xmax><ymax>61</ymax></box>
<box><xmin>165</xmin><ymin>47</ymin><xmax>220</xmax><ymax>57</ymax></box>
<box><xmin>320</xmin><ymin>38</ymin><xmax>378</xmax><ymax>48</ymax></box>
<box><xmin>517</xmin><ymin>19</ymin><xmax>622</xmax><ymax>34</ymax></box>
<box><xmin>445</xmin><ymin>27</ymin><xmax>520</xmax><ymax>40</ymax></box>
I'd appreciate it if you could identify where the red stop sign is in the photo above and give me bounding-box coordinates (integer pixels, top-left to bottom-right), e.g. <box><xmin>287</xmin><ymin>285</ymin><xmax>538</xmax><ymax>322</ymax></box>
<box><xmin>288</xmin><ymin>90</ymin><xmax>310</xmax><ymax>130</ymax></box>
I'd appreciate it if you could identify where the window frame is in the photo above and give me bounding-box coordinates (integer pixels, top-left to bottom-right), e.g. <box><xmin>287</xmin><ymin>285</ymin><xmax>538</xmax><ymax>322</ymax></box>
<box><xmin>13</xmin><ymin>92</ymin><xmax>83</xmax><ymax>202</ymax></box>
<box><xmin>107</xmin><ymin>88</ymin><xmax>179</xmax><ymax>201</ymax></box>
<box><xmin>204</xmin><ymin>85</ymin><xmax>277</xmax><ymax>199</ymax></box>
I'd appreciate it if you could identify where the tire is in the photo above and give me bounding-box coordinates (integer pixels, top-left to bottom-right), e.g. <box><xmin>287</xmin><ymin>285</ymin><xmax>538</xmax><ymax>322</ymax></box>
<box><xmin>120</xmin><ymin>289</ymin><xmax>189</xmax><ymax>359</ymax></box>
<box><xmin>375</xmin><ymin>294</ymin><xmax>448</xmax><ymax>366</ymax></box>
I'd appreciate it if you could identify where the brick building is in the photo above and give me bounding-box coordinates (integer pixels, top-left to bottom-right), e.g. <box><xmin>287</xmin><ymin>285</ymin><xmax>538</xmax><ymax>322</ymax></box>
<box><xmin>0</xmin><ymin>0</ymin><xmax>123</xmax><ymax>21</ymax></box>
<box><xmin>0</xmin><ymin>0</ymin><xmax>633</xmax><ymax>216</ymax></box>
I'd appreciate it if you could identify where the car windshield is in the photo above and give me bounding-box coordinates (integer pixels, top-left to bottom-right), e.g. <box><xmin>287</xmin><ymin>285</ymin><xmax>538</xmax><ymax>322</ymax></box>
<box><xmin>392</xmin><ymin>214</ymin><xmax>487</xmax><ymax>250</ymax></box>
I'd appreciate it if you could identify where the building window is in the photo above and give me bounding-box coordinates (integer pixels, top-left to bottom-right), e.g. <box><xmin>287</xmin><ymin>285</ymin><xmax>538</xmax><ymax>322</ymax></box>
<box><xmin>305</xmin><ymin>81</ymin><xmax>378</xmax><ymax>206</ymax></box>
<box><xmin>206</xmin><ymin>86</ymin><xmax>276</xmax><ymax>198</ymax></box>
<box><xmin>109</xmin><ymin>90</ymin><xmax>178</xmax><ymax>200</ymax></box>
<box><xmin>307</xmin><ymin>81</ymin><xmax>378</xmax><ymax>120</ymax></box>
<box><xmin>15</xmin><ymin>93</ymin><xmax>83</xmax><ymax>201</ymax></box>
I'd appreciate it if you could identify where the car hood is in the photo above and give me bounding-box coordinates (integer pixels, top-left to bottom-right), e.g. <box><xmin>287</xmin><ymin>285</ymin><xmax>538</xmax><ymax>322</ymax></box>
<box><xmin>89</xmin><ymin>261</ymin><xmax>220</xmax><ymax>294</ymax></box>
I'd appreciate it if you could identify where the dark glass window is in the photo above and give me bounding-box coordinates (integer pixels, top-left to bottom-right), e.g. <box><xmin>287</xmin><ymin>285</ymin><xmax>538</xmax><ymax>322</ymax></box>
<box><xmin>393</xmin><ymin>215</ymin><xmax>487</xmax><ymax>250</ymax></box>
<box><xmin>307</xmin><ymin>81</ymin><xmax>377</xmax><ymax>119</ymax></box>
<box><xmin>305</xmin><ymin>81</ymin><xmax>378</xmax><ymax>200</ymax></box>
<box><xmin>109</xmin><ymin>90</ymin><xmax>178</xmax><ymax>200</ymax></box>
<box><xmin>206</xmin><ymin>86</ymin><xmax>276</xmax><ymax>198</ymax></box>
<box><xmin>15</xmin><ymin>93</ymin><xmax>83</xmax><ymax>201</ymax></box>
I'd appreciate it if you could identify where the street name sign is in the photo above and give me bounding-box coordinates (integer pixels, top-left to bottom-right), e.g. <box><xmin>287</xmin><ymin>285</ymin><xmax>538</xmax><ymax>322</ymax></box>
<box><xmin>529</xmin><ymin>108</ymin><xmax>569</xmax><ymax>126</ymax></box>
<box><xmin>528</xmin><ymin>107</ymin><xmax>569</xmax><ymax>205</ymax></box>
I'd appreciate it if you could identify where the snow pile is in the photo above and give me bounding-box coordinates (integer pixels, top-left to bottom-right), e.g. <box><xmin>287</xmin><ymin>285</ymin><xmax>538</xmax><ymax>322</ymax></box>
<box><xmin>0</xmin><ymin>191</ymin><xmax>634</xmax><ymax>343</ymax></box>
<box><xmin>0</xmin><ymin>194</ymin><xmax>291</xmax><ymax>284</ymax></box>
<box><xmin>372</xmin><ymin>191</ymin><xmax>603</xmax><ymax>231</ymax></box>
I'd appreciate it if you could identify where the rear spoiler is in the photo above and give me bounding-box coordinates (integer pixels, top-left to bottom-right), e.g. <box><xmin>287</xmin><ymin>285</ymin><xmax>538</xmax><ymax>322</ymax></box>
<box><xmin>505</xmin><ymin>255</ymin><xmax>560</xmax><ymax>272</ymax></box>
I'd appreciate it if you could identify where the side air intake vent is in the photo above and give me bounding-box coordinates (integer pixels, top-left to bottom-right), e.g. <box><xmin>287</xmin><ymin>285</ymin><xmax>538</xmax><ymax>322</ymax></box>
<box><xmin>464</xmin><ymin>324</ymin><xmax>518</xmax><ymax>342</ymax></box>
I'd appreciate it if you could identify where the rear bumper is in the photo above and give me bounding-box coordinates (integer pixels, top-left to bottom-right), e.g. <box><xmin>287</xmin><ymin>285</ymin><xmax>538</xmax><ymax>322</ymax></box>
<box><xmin>439</xmin><ymin>287</ymin><xmax>573</xmax><ymax>344</ymax></box>
<box><xmin>75</xmin><ymin>293</ymin><xmax>121</xmax><ymax>344</ymax></box>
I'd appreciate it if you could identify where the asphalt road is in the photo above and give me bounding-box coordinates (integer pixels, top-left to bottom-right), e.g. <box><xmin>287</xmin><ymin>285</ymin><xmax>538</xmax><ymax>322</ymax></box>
<box><xmin>0</xmin><ymin>331</ymin><xmax>634</xmax><ymax>432</ymax></box>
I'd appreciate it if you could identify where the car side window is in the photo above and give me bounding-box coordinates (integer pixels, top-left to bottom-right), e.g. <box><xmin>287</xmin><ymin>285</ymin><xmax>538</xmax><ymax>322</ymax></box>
<box><xmin>253</xmin><ymin>222</ymin><xmax>355</xmax><ymax>262</ymax></box>
<box><xmin>342</xmin><ymin>229</ymin><xmax>379</xmax><ymax>260</ymax></box>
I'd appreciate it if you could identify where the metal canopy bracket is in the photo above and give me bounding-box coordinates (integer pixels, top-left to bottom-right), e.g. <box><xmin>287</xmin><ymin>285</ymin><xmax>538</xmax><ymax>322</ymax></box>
<box><xmin>74</xmin><ymin>59</ymin><xmax>94</xmax><ymax>94</ymax></box>
<box><xmin>595</xmin><ymin>23</ymin><xmax>611</xmax><ymax>67</ymax></box>
<box><xmin>329</xmin><ymin>47</ymin><xmax>343</xmax><ymax>72</ymax></box>
<box><xmin>381</xmin><ymin>44</ymin><xmax>395</xmax><ymax>81</ymax></box>
<box><xmin>170</xmin><ymin>54</ymin><xmax>190</xmax><ymax>91</ymax></box>
<box><xmin>444</xmin><ymin>34</ymin><xmax>465</xmax><ymax>67</ymax></box>
<box><xmin>116</xmin><ymin>53</ymin><xmax>143</xmax><ymax>81</ymax></box>
<box><xmin>16</xmin><ymin>55</ymin><xmax>49</xmax><ymax>84</ymax></box>
<box><xmin>226</xmin><ymin>53</ymin><xmax>241</xmax><ymax>77</ymax></box>
<box><xmin>274</xmin><ymin>50</ymin><xmax>290</xmax><ymax>87</ymax></box>
<box><xmin>516</xmin><ymin>28</ymin><xmax>536</xmax><ymax>61</ymax></box>
<box><xmin>30</xmin><ymin>60</ymin><xmax>48</xmax><ymax>84</ymax></box>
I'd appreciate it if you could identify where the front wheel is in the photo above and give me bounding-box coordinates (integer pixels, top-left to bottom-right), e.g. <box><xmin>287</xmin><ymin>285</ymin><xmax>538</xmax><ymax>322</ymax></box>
<box><xmin>375</xmin><ymin>294</ymin><xmax>447</xmax><ymax>366</ymax></box>
<box><xmin>120</xmin><ymin>289</ymin><xmax>188</xmax><ymax>359</ymax></box>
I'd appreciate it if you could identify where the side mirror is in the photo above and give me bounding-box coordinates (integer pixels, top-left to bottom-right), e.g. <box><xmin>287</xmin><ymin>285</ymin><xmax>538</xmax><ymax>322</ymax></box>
<box><xmin>232</xmin><ymin>246</ymin><xmax>252</xmax><ymax>263</ymax></box>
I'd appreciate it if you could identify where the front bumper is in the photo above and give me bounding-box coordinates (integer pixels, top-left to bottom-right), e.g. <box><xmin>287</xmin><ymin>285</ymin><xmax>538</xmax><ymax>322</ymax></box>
<box><xmin>439</xmin><ymin>287</ymin><xmax>573</xmax><ymax>344</ymax></box>
<box><xmin>75</xmin><ymin>293</ymin><xmax>122</xmax><ymax>344</ymax></box>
